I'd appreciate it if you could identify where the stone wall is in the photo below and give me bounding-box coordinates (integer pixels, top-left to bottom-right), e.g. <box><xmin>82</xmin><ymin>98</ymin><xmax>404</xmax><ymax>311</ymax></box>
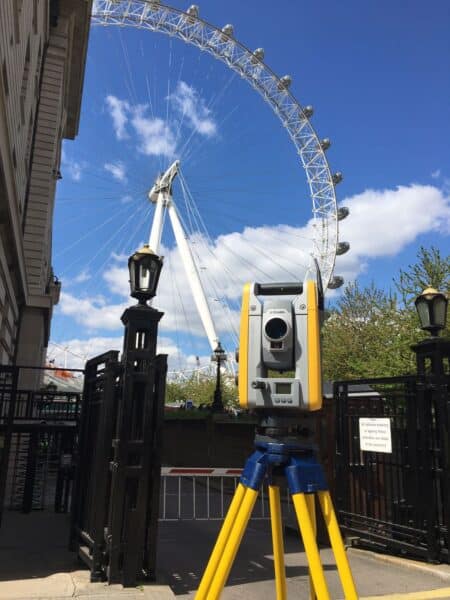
<box><xmin>0</xmin><ymin>1</ymin><xmax>92</xmax><ymax>382</ymax></box>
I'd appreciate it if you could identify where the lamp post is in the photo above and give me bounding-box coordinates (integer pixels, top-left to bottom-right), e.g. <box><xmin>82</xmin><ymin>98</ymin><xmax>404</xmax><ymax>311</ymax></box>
<box><xmin>108</xmin><ymin>244</ymin><xmax>166</xmax><ymax>585</ymax></box>
<box><xmin>211</xmin><ymin>342</ymin><xmax>227</xmax><ymax>413</ymax></box>
<box><xmin>411</xmin><ymin>288</ymin><xmax>449</xmax><ymax>564</ymax></box>
<box><xmin>412</xmin><ymin>287</ymin><xmax>449</xmax><ymax>377</ymax></box>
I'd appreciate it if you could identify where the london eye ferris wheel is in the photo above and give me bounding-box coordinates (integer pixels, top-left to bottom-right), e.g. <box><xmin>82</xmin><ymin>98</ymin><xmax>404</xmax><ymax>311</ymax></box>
<box><xmin>51</xmin><ymin>1</ymin><xmax>350</xmax><ymax>376</ymax></box>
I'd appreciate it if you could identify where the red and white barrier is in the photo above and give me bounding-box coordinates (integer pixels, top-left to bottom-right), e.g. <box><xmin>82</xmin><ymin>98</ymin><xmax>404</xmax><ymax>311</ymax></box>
<box><xmin>161</xmin><ymin>467</ymin><xmax>243</xmax><ymax>477</ymax></box>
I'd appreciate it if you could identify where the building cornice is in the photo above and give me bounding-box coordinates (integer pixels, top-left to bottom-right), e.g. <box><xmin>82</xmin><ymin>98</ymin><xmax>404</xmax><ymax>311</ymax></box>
<box><xmin>59</xmin><ymin>0</ymin><xmax>93</xmax><ymax>139</ymax></box>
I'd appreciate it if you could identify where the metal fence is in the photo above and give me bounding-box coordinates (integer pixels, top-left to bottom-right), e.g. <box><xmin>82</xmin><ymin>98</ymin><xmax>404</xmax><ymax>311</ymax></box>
<box><xmin>159</xmin><ymin>467</ymin><xmax>292</xmax><ymax>522</ymax></box>
<box><xmin>0</xmin><ymin>365</ymin><xmax>82</xmax><ymax>521</ymax></box>
<box><xmin>334</xmin><ymin>375</ymin><xmax>449</xmax><ymax>563</ymax></box>
<box><xmin>6</xmin><ymin>390</ymin><xmax>81</xmax><ymax>422</ymax></box>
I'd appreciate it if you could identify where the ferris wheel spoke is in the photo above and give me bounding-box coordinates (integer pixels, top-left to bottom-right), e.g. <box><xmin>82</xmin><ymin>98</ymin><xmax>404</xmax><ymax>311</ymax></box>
<box><xmin>59</xmin><ymin>200</ymin><xmax>145</xmax><ymax>279</ymax></box>
<box><xmin>55</xmin><ymin>201</ymin><xmax>137</xmax><ymax>260</ymax></box>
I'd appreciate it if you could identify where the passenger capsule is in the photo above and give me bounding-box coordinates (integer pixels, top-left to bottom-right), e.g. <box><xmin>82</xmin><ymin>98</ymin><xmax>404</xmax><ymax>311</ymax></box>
<box><xmin>278</xmin><ymin>75</ymin><xmax>292</xmax><ymax>90</ymax></box>
<box><xmin>336</xmin><ymin>242</ymin><xmax>350</xmax><ymax>256</ymax></box>
<box><xmin>303</xmin><ymin>105</ymin><xmax>314</xmax><ymax>118</ymax></box>
<box><xmin>187</xmin><ymin>4</ymin><xmax>199</xmax><ymax>17</ymax></box>
<box><xmin>320</xmin><ymin>138</ymin><xmax>331</xmax><ymax>151</ymax></box>
<box><xmin>222</xmin><ymin>24</ymin><xmax>234</xmax><ymax>37</ymax></box>
<box><xmin>337</xmin><ymin>207</ymin><xmax>350</xmax><ymax>221</ymax></box>
<box><xmin>253</xmin><ymin>48</ymin><xmax>265</xmax><ymax>61</ymax></box>
<box><xmin>328</xmin><ymin>276</ymin><xmax>344</xmax><ymax>290</ymax></box>
<box><xmin>332</xmin><ymin>172</ymin><xmax>343</xmax><ymax>185</ymax></box>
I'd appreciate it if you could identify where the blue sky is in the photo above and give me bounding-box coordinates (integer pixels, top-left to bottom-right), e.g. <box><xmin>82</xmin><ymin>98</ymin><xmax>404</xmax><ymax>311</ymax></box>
<box><xmin>49</xmin><ymin>0</ymin><xmax>450</xmax><ymax>370</ymax></box>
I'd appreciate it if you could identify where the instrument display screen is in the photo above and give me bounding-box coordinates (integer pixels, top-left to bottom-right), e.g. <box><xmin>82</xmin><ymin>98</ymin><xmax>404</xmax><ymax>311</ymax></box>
<box><xmin>275</xmin><ymin>382</ymin><xmax>291</xmax><ymax>394</ymax></box>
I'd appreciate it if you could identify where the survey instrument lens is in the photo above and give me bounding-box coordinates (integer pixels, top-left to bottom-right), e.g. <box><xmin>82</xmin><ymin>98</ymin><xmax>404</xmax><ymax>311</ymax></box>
<box><xmin>265</xmin><ymin>318</ymin><xmax>288</xmax><ymax>341</ymax></box>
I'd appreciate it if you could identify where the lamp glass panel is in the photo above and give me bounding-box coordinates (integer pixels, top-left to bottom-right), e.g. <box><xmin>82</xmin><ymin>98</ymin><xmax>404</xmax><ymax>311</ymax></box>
<box><xmin>129</xmin><ymin>262</ymin><xmax>137</xmax><ymax>293</ymax></box>
<box><xmin>433</xmin><ymin>297</ymin><xmax>448</xmax><ymax>328</ymax></box>
<box><xmin>139</xmin><ymin>260</ymin><xmax>157</xmax><ymax>293</ymax></box>
<box><xmin>416</xmin><ymin>300</ymin><xmax>431</xmax><ymax>329</ymax></box>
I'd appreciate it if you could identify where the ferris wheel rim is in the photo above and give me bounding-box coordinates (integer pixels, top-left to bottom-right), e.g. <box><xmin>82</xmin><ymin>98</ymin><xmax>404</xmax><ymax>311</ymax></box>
<box><xmin>91</xmin><ymin>0</ymin><xmax>341</xmax><ymax>289</ymax></box>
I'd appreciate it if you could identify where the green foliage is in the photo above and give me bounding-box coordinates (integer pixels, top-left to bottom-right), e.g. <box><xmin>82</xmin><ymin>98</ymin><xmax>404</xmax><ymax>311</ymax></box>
<box><xmin>395</xmin><ymin>246</ymin><xmax>450</xmax><ymax>306</ymax></box>
<box><xmin>165</xmin><ymin>375</ymin><xmax>238</xmax><ymax>408</ymax></box>
<box><xmin>322</xmin><ymin>246</ymin><xmax>449</xmax><ymax>381</ymax></box>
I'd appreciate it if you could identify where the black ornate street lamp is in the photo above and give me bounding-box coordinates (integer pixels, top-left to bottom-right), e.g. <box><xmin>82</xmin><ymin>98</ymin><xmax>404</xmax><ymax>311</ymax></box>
<box><xmin>211</xmin><ymin>342</ymin><xmax>227</xmax><ymax>413</ymax></box>
<box><xmin>412</xmin><ymin>287</ymin><xmax>449</xmax><ymax>378</ymax></box>
<box><xmin>128</xmin><ymin>244</ymin><xmax>163</xmax><ymax>305</ymax></box>
<box><xmin>414</xmin><ymin>287</ymin><xmax>448</xmax><ymax>337</ymax></box>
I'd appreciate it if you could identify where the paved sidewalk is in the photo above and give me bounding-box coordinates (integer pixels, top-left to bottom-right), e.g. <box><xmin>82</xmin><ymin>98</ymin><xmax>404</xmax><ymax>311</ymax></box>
<box><xmin>0</xmin><ymin>512</ymin><xmax>174</xmax><ymax>599</ymax></box>
<box><xmin>1</xmin><ymin>511</ymin><xmax>450</xmax><ymax>599</ymax></box>
<box><xmin>157</xmin><ymin>520</ymin><xmax>450</xmax><ymax>599</ymax></box>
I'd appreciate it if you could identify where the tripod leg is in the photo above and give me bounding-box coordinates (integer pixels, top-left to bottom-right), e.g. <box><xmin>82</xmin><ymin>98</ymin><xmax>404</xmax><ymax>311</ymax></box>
<box><xmin>195</xmin><ymin>483</ymin><xmax>246</xmax><ymax>600</ymax></box>
<box><xmin>305</xmin><ymin>494</ymin><xmax>317</xmax><ymax>600</ymax></box>
<box><xmin>292</xmin><ymin>493</ymin><xmax>331</xmax><ymax>600</ymax></box>
<box><xmin>268</xmin><ymin>485</ymin><xmax>287</xmax><ymax>600</ymax></box>
<box><xmin>318</xmin><ymin>491</ymin><xmax>358</xmax><ymax>600</ymax></box>
<box><xmin>206</xmin><ymin>486</ymin><xmax>259</xmax><ymax>600</ymax></box>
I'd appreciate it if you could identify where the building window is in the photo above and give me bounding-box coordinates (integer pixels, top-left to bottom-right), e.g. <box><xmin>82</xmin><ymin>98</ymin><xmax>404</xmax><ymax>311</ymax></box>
<box><xmin>25</xmin><ymin>111</ymin><xmax>34</xmax><ymax>170</ymax></box>
<box><xmin>20</xmin><ymin>39</ymin><xmax>31</xmax><ymax>125</ymax></box>
<box><xmin>33</xmin><ymin>0</ymin><xmax>38</xmax><ymax>34</ymax></box>
<box><xmin>14</xmin><ymin>1</ymin><xmax>23</xmax><ymax>44</ymax></box>
<box><xmin>1</xmin><ymin>61</ymin><xmax>9</xmax><ymax>97</ymax></box>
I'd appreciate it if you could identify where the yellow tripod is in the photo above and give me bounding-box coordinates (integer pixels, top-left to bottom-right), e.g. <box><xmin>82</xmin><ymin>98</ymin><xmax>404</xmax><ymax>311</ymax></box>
<box><xmin>195</xmin><ymin>440</ymin><xmax>358</xmax><ymax>600</ymax></box>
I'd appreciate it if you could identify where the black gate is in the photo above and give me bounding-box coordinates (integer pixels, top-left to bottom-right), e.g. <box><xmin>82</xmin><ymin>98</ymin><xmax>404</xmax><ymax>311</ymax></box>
<box><xmin>334</xmin><ymin>375</ymin><xmax>449</xmax><ymax>563</ymax></box>
<box><xmin>70</xmin><ymin>302</ymin><xmax>167</xmax><ymax>586</ymax></box>
<box><xmin>0</xmin><ymin>366</ymin><xmax>82</xmax><ymax>524</ymax></box>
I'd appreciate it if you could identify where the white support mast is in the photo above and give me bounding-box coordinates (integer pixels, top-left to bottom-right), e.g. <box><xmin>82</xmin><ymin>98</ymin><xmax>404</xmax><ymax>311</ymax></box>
<box><xmin>148</xmin><ymin>160</ymin><xmax>180</xmax><ymax>253</ymax></box>
<box><xmin>167</xmin><ymin>201</ymin><xmax>220</xmax><ymax>351</ymax></box>
<box><xmin>148</xmin><ymin>161</ymin><xmax>220</xmax><ymax>353</ymax></box>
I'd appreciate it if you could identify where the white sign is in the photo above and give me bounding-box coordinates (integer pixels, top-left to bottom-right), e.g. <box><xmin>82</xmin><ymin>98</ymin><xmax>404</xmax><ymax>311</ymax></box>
<box><xmin>359</xmin><ymin>418</ymin><xmax>392</xmax><ymax>453</ymax></box>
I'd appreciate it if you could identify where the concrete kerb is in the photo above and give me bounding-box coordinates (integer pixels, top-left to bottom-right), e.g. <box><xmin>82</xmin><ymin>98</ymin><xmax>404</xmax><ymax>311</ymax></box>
<box><xmin>143</xmin><ymin>586</ymin><xmax>176</xmax><ymax>599</ymax></box>
<box><xmin>0</xmin><ymin>571</ymin><xmax>175</xmax><ymax>600</ymax></box>
<box><xmin>348</xmin><ymin>548</ymin><xmax>450</xmax><ymax>582</ymax></box>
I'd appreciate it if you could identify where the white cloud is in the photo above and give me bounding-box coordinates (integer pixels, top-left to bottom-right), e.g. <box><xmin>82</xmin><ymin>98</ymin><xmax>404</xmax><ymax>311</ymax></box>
<box><xmin>103</xmin><ymin>264</ymin><xmax>129</xmax><ymax>297</ymax></box>
<box><xmin>431</xmin><ymin>169</ymin><xmax>441</xmax><ymax>179</ymax></box>
<box><xmin>121</xmin><ymin>194</ymin><xmax>133</xmax><ymax>204</ymax></box>
<box><xmin>111</xmin><ymin>251</ymin><xmax>129</xmax><ymax>263</ymax></box>
<box><xmin>61</xmin><ymin>149</ymin><xmax>85</xmax><ymax>181</ymax></box>
<box><xmin>130</xmin><ymin>106</ymin><xmax>177</xmax><ymax>158</ymax></box>
<box><xmin>338</xmin><ymin>184</ymin><xmax>450</xmax><ymax>261</ymax></box>
<box><xmin>169</xmin><ymin>81</ymin><xmax>217</xmax><ymax>137</ymax></box>
<box><xmin>105</xmin><ymin>95</ymin><xmax>130</xmax><ymax>140</ymax></box>
<box><xmin>47</xmin><ymin>334</ymin><xmax>211</xmax><ymax>374</ymax></box>
<box><xmin>73</xmin><ymin>269</ymin><xmax>91</xmax><ymax>284</ymax></box>
<box><xmin>104</xmin><ymin>161</ymin><xmax>127</xmax><ymax>183</ymax></box>
<box><xmin>58</xmin><ymin>292</ymin><xmax>128</xmax><ymax>331</ymax></box>
<box><xmin>103</xmin><ymin>84</ymin><xmax>215</xmax><ymax>159</ymax></box>
<box><xmin>58</xmin><ymin>183</ymin><xmax>450</xmax><ymax>349</ymax></box>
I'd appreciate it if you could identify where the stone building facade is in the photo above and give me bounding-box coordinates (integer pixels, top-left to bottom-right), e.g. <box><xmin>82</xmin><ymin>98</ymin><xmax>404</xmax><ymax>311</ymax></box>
<box><xmin>0</xmin><ymin>0</ymin><xmax>92</xmax><ymax>384</ymax></box>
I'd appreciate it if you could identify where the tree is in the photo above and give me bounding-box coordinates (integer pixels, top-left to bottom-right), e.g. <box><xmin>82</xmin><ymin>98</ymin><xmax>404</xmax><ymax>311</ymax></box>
<box><xmin>322</xmin><ymin>282</ymin><xmax>415</xmax><ymax>380</ymax></box>
<box><xmin>165</xmin><ymin>375</ymin><xmax>238</xmax><ymax>408</ymax></box>
<box><xmin>322</xmin><ymin>246</ymin><xmax>450</xmax><ymax>381</ymax></box>
<box><xmin>394</xmin><ymin>245</ymin><xmax>449</xmax><ymax>340</ymax></box>
<box><xmin>395</xmin><ymin>246</ymin><xmax>450</xmax><ymax>306</ymax></box>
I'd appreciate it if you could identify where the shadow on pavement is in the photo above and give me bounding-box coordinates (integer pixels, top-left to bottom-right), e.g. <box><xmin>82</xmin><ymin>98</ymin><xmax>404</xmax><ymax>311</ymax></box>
<box><xmin>0</xmin><ymin>510</ymin><xmax>82</xmax><ymax>581</ymax></box>
<box><xmin>157</xmin><ymin>519</ymin><xmax>336</xmax><ymax>596</ymax></box>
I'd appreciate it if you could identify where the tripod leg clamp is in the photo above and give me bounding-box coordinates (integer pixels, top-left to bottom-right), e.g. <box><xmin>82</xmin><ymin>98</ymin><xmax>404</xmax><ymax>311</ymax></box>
<box><xmin>285</xmin><ymin>455</ymin><xmax>328</xmax><ymax>494</ymax></box>
<box><xmin>240</xmin><ymin>449</ymin><xmax>268</xmax><ymax>491</ymax></box>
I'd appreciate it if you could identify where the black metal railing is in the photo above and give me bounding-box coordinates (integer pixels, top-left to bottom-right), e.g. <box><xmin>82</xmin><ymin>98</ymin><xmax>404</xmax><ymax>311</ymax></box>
<box><xmin>2</xmin><ymin>390</ymin><xmax>81</xmax><ymax>422</ymax></box>
<box><xmin>334</xmin><ymin>375</ymin><xmax>449</xmax><ymax>563</ymax></box>
<box><xmin>0</xmin><ymin>365</ymin><xmax>84</xmax><ymax>522</ymax></box>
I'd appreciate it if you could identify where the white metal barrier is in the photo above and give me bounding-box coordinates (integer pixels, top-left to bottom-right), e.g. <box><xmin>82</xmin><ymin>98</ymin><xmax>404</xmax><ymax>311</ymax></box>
<box><xmin>159</xmin><ymin>467</ymin><xmax>292</xmax><ymax>522</ymax></box>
